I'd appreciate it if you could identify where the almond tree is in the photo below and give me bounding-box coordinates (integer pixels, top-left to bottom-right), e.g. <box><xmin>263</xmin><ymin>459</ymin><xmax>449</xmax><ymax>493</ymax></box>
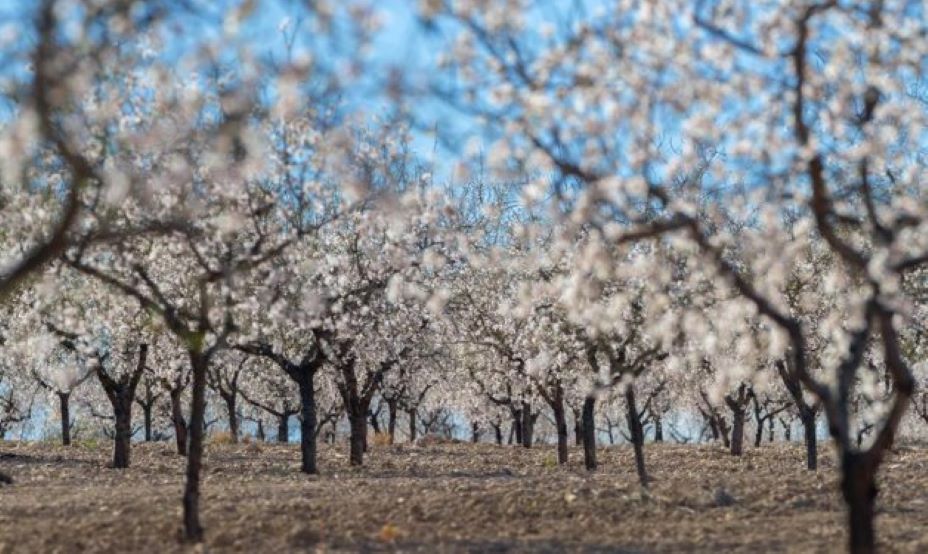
<box><xmin>433</xmin><ymin>2</ymin><xmax>928</xmax><ymax>550</ymax></box>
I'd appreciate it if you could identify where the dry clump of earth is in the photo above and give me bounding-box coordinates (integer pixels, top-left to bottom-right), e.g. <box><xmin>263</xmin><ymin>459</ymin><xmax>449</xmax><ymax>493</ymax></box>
<box><xmin>1</xmin><ymin>439</ymin><xmax>927</xmax><ymax>553</ymax></box>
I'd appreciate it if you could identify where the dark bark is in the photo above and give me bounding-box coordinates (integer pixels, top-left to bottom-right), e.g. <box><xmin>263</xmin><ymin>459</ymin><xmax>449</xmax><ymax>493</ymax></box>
<box><xmin>471</xmin><ymin>421</ymin><xmax>480</xmax><ymax>443</ymax></box>
<box><xmin>705</xmin><ymin>410</ymin><xmax>720</xmax><ymax>441</ymax></box>
<box><xmin>221</xmin><ymin>392</ymin><xmax>239</xmax><ymax>443</ymax></box>
<box><xmin>754</xmin><ymin>416</ymin><xmax>765</xmax><ymax>448</ymax></box>
<box><xmin>801</xmin><ymin>409</ymin><xmax>818</xmax><ymax>470</ymax></box>
<box><xmin>57</xmin><ymin>392</ymin><xmax>71</xmax><ymax>446</ymax></box>
<box><xmin>255</xmin><ymin>419</ymin><xmax>265</xmax><ymax>441</ymax></box>
<box><xmin>722</xmin><ymin>387</ymin><xmax>748</xmax><ymax>455</ymax></box>
<box><xmin>170</xmin><ymin>385</ymin><xmax>188</xmax><ymax>456</ymax></box>
<box><xmin>141</xmin><ymin>401</ymin><xmax>153</xmax><ymax>442</ymax></box>
<box><xmin>653</xmin><ymin>414</ymin><xmax>663</xmax><ymax>443</ymax></box>
<box><xmin>298</xmin><ymin>379</ymin><xmax>317</xmax><ymax>473</ymax></box>
<box><xmin>112</xmin><ymin>400</ymin><xmax>132</xmax><ymax>468</ymax></box>
<box><xmin>582</xmin><ymin>396</ymin><xmax>597</xmax><ymax>471</ymax></box>
<box><xmin>776</xmin><ymin>360</ymin><xmax>817</xmax><ymax>470</ymax></box>
<box><xmin>408</xmin><ymin>408</ymin><xmax>418</xmax><ymax>442</ymax></box>
<box><xmin>730</xmin><ymin>408</ymin><xmax>745</xmax><ymax>456</ymax></box>
<box><xmin>553</xmin><ymin>404</ymin><xmax>568</xmax><ymax>465</ymax></box>
<box><xmin>134</xmin><ymin>378</ymin><xmax>161</xmax><ymax>443</ymax></box>
<box><xmin>277</xmin><ymin>414</ymin><xmax>289</xmax><ymax>443</ymax></box>
<box><xmin>511</xmin><ymin>407</ymin><xmax>523</xmax><ymax>445</ymax></box>
<box><xmin>182</xmin><ymin>350</ymin><xmax>208</xmax><ymax>542</ymax></box>
<box><xmin>781</xmin><ymin>417</ymin><xmax>793</xmax><ymax>441</ymax></box>
<box><xmin>387</xmin><ymin>399</ymin><xmax>397</xmax><ymax>444</ymax></box>
<box><xmin>842</xmin><ymin>452</ymin><xmax>877</xmax><ymax>554</ymax></box>
<box><xmin>573</xmin><ymin>407</ymin><xmax>583</xmax><ymax>446</ymax></box>
<box><xmin>624</xmin><ymin>385</ymin><xmax>649</xmax><ymax>487</ymax></box>
<box><xmin>491</xmin><ymin>421</ymin><xmax>503</xmax><ymax>444</ymax></box>
<box><xmin>538</xmin><ymin>382</ymin><xmax>569</xmax><ymax>464</ymax></box>
<box><xmin>234</xmin><ymin>338</ymin><xmax>324</xmax><ymax>473</ymax></box>
<box><xmin>520</xmin><ymin>401</ymin><xmax>535</xmax><ymax>449</ymax></box>
<box><xmin>718</xmin><ymin>415</ymin><xmax>731</xmax><ymax>448</ymax></box>
<box><xmin>369</xmin><ymin>407</ymin><xmax>382</xmax><ymax>435</ymax></box>
<box><xmin>348</xmin><ymin>412</ymin><xmax>366</xmax><ymax>465</ymax></box>
<box><xmin>97</xmin><ymin>343</ymin><xmax>147</xmax><ymax>469</ymax></box>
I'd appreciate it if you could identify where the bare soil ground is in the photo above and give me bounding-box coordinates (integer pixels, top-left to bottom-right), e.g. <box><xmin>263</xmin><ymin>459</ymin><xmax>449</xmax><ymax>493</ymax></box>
<box><xmin>1</xmin><ymin>440</ymin><xmax>927</xmax><ymax>553</ymax></box>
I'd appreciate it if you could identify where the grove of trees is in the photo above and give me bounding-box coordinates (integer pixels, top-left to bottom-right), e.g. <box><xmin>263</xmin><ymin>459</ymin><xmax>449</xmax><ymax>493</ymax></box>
<box><xmin>1</xmin><ymin>1</ymin><xmax>927</xmax><ymax>553</ymax></box>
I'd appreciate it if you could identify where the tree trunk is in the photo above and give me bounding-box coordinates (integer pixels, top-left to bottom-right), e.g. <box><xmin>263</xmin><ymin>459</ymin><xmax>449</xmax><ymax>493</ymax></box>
<box><xmin>582</xmin><ymin>396</ymin><xmax>597</xmax><ymax>471</ymax></box>
<box><xmin>387</xmin><ymin>400</ymin><xmax>397</xmax><ymax>445</ymax></box>
<box><xmin>471</xmin><ymin>421</ymin><xmax>480</xmax><ymax>443</ymax></box>
<box><xmin>511</xmin><ymin>408</ymin><xmax>523</xmax><ymax>445</ymax></box>
<box><xmin>551</xmin><ymin>393</ymin><xmax>568</xmax><ymax>465</ymax></box>
<box><xmin>625</xmin><ymin>386</ymin><xmax>649</xmax><ymax>487</ymax></box>
<box><xmin>170</xmin><ymin>388</ymin><xmax>188</xmax><ymax>456</ymax></box>
<box><xmin>222</xmin><ymin>393</ymin><xmax>239</xmax><ymax>443</ymax></box>
<box><xmin>842</xmin><ymin>452</ymin><xmax>877</xmax><ymax>554</ymax></box>
<box><xmin>369</xmin><ymin>408</ymin><xmax>381</xmax><ymax>435</ymax></box>
<box><xmin>349</xmin><ymin>412</ymin><xmax>366</xmax><ymax>465</ymax></box>
<box><xmin>182</xmin><ymin>351</ymin><xmax>208</xmax><ymax>542</ymax></box>
<box><xmin>408</xmin><ymin>408</ymin><xmax>417</xmax><ymax>442</ymax></box>
<box><xmin>256</xmin><ymin>419</ymin><xmax>265</xmax><ymax>441</ymax></box>
<box><xmin>520</xmin><ymin>402</ymin><xmax>534</xmax><ymax>449</ymax></box>
<box><xmin>141</xmin><ymin>402</ymin><xmax>153</xmax><ymax>442</ymax></box>
<box><xmin>298</xmin><ymin>379</ymin><xmax>317</xmax><ymax>474</ymax></box>
<box><xmin>58</xmin><ymin>392</ymin><xmax>71</xmax><ymax>446</ymax></box>
<box><xmin>573</xmin><ymin>410</ymin><xmax>583</xmax><ymax>446</ymax></box>
<box><xmin>768</xmin><ymin>418</ymin><xmax>775</xmax><ymax>443</ymax></box>
<box><xmin>782</xmin><ymin>418</ymin><xmax>792</xmax><ymax>441</ymax></box>
<box><xmin>754</xmin><ymin>417</ymin><xmax>765</xmax><ymax>448</ymax></box>
<box><xmin>653</xmin><ymin>414</ymin><xmax>663</xmax><ymax>443</ymax></box>
<box><xmin>277</xmin><ymin>414</ymin><xmax>289</xmax><ymax>443</ymax></box>
<box><xmin>730</xmin><ymin>408</ymin><xmax>745</xmax><ymax>456</ymax></box>
<box><xmin>800</xmin><ymin>408</ymin><xmax>818</xmax><ymax>471</ymax></box>
<box><xmin>718</xmin><ymin>416</ymin><xmax>731</xmax><ymax>448</ymax></box>
<box><xmin>112</xmin><ymin>397</ymin><xmax>132</xmax><ymax>468</ymax></box>
<box><xmin>707</xmin><ymin>412</ymin><xmax>720</xmax><ymax>441</ymax></box>
<box><xmin>492</xmin><ymin>422</ymin><xmax>503</xmax><ymax>445</ymax></box>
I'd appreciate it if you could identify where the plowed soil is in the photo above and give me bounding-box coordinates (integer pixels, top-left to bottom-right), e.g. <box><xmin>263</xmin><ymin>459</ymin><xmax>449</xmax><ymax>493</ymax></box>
<box><xmin>1</xmin><ymin>440</ymin><xmax>927</xmax><ymax>552</ymax></box>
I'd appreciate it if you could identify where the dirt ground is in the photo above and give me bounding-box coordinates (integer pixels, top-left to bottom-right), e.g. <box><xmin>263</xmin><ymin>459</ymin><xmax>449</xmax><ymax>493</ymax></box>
<box><xmin>1</xmin><ymin>439</ymin><xmax>927</xmax><ymax>553</ymax></box>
